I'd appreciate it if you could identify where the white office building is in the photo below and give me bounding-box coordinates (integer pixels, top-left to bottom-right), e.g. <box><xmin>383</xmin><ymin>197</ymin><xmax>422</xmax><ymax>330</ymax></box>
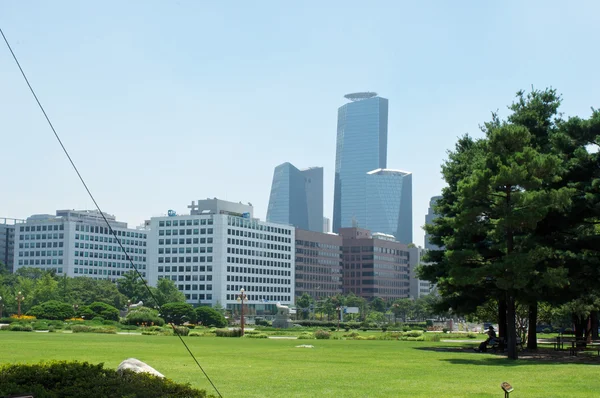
<box><xmin>13</xmin><ymin>210</ymin><xmax>148</xmax><ymax>280</ymax></box>
<box><xmin>408</xmin><ymin>246</ymin><xmax>435</xmax><ymax>299</ymax></box>
<box><xmin>148</xmin><ymin>198</ymin><xmax>295</xmax><ymax>313</ymax></box>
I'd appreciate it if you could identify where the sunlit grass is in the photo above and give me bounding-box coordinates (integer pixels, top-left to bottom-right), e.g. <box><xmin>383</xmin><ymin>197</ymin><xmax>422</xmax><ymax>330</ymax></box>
<box><xmin>1</xmin><ymin>332</ymin><xmax>598</xmax><ymax>397</ymax></box>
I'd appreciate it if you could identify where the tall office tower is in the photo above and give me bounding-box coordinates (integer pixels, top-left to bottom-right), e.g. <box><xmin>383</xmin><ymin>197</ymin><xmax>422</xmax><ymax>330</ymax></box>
<box><xmin>408</xmin><ymin>246</ymin><xmax>435</xmax><ymax>299</ymax></box>
<box><xmin>425</xmin><ymin>196</ymin><xmax>442</xmax><ymax>250</ymax></box>
<box><xmin>333</xmin><ymin>92</ymin><xmax>388</xmax><ymax>233</ymax></box>
<box><xmin>0</xmin><ymin>218</ymin><xmax>22</xmax><ymax>272</ymax></box>
<box><xmin>266</xmin><ymin>163</ymin><xmax>323</xmax><ymax>232</ymax></box>
<box><xmin>322</xmin><ymin>217</ymin><xmax>330</xmax><ymax>233</ymax></box>
<box><xmin>365</xmin><ymin>169</ymin><xmax>413</xmax><ymax>244</ymax></box>
<box><xmin>13</xmin><ymin>210</ymin><xmax>148</xmax><ymax>280</ymax></box>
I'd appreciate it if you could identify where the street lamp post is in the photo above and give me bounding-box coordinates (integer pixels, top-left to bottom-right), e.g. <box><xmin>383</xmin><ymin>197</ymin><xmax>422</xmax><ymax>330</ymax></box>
<box><xmin>15</xmin><ymin>291</ymin><xmax>25</xmax><ymax>316</ymax></box>
<box><xmin>236</xmin><ymin>288</ymin><xmax>247</xmax><ymax>336</ymax></box>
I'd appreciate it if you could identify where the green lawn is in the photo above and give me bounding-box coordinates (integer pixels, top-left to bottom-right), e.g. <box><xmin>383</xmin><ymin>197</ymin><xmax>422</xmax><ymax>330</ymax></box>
<box><xmin>1</xmin><ymin>332</ymin><xmax>599</xmax><ymax>397</ymax></box>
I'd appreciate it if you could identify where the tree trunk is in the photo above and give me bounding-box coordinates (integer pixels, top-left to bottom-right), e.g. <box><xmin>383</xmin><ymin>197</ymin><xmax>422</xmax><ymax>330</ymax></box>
<box><xmin>573</xmin><ymin>313</ymin><xmax>585</xmax><ymax>339</ymax></box>
<box><xmin>586</xmin><ymin>315</ymin><xmax>592</xmax><ymax>344</ymax></box>
<box><xmin>498</xmin><ymin>298</ymin><xmax>507</xmax><ymax>340</ymax></box>
<box><xmin>591</xmin><ymin>311</ymin><xmax>599</xmax><ymax>340</ymax></box>
<box><xmin>527</xmin><ymin>301</ymin><xmax>538</xmax><ymax>350</ymax></box>
<box><xmin>506</xmin><ymin>293</ymin><xmax>518</xmax><ymax>360</ymax></box>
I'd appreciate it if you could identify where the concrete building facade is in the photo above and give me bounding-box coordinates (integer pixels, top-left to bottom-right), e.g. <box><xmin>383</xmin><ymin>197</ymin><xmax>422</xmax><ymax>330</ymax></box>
<box><xmin>339</xmin><ymin>227</ymin><xmax>410</xmax><ymax>301</ymax></box>
<box><xmin>408</xmin><ymin>246</ymin><xmax>435</xmax><ymax>299</ymax></box>
<box><xmin>148</xmin><ymin>199</ymin><xmax>295</xmax><ymax>314</ymax></box>
<box><xmin>295</xmin><ymin>228</ymin><xmax>343</xmax><ymax>300</ymax></box>
<box><xmin>1</xmin><ymin>218</ymin><xmax>22</xmax><ymax>272</ymax></box>
<box><xmin>13</xmin><ymin>210</ymin><xmax>148</xmax><ymax>280</ymax></box>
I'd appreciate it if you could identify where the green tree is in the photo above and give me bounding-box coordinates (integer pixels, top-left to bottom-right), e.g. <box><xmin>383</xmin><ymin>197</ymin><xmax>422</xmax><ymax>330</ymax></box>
<box><xmin>27</xmin><ymin>300</ymin><xmax>74</xmax><ymax>320</ymax></box>
<box><xmin>195</xmin><ymin>306</ymin><xmax>227</xmax><ymax>327</ymax></box>
<box><xmin>296</xmin><ymin>293</ymin><xmax>313</xmax><ymax>320</ymax></box>
<box><xmin>370</xmin><ymin>297</ymin><xmax>387</xmax><ymax>313</ymax></box>
<box><xmin>117</xmin><ymin>271</ymin><xmax>154</xmax><ymax>306</ymax></box>
<box><xmin>392</xmin><ymin>299</ymin><xmax>414</xmax><ymax>323</ymax></box>
<box><xmin>85</xmin><ymin>302</ymin><xmax>120</xmax><ymax>321</ymax></box>
<box><xmin>31</xmin><ymin>273</ymin><xmax>59</xmax><ymax>305</ymax></box>
<box><xmin>160</xmin><ymin>302</ymin><xmax>196</xmax><ymax>325</ymax></box>
<box><xmin>155</xmin><ymin>278</ymin><xmax>185</xmax><ymax>306</ymax></box>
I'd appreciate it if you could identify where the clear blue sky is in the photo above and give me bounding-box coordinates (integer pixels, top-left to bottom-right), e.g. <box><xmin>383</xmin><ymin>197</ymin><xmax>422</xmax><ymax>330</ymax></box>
<box><xmin>1</xmin><ymin>1</ymin><xmax>599</xmax><ymax>246</ymax></box>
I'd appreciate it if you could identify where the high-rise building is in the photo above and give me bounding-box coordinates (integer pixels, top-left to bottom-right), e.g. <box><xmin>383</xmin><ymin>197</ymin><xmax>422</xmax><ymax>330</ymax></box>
<box><xmin>13</xmin><ymin>210</ymin><xmax>148</xmax><ymax>279</ymax></box>
<box><xmin>295</xmin><ymin>228</ymin><xmax>343</xmax><ymax>301</ymax></box>
<box><xmin>1</xmin><ymin>218</ymin><xmax>22</xmax><ymax>272</ymax></box>
<box><xmin>365</xmin><ymin>169</ymin><xmax>413</xmax><ymax>244</ymax></box>
<box><xmin>425</xmin><ymin>196</ymin><xmax>442</xmax><ymax>250</ymax></box>
<box><xmin>267</xmin><ymin>163</ymin><xmax>323</xmax><ymax>232</ymax></box>
<box><xmin>339</xmin><ymin>227</ymin><xmax>409</xmax><ymax>301</ymax></box>
<box><xmin>148</xmin><ymin>198</ymin><xmax>295</xmax><ymax>313</ymax></box>
<box><xmin>322</xmin><ymin>217</ymin><xmax>330</xmax><ymax>233</ymax></box>
<box><xmin>333</xmin><ymin>92</ymin><xmax>388</xmax><ymax>233</ymax></box>
<box><xmin>408</xmin><ymin>246</ymin><xmax>435</xmax><ymax>299</ymax></box>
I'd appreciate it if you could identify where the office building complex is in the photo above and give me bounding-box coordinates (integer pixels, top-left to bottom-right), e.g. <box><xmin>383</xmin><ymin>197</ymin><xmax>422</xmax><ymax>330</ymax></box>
<box><xmin>365</xmin><ymin>169</ymin><xmax>413</xmax><ymax>244</ymax></box>
<box><xmin>339</xmin><ymin>227</ymin><xmax>409</xmax><ymax>301</ymax></box>
<box><xmin>267</xmin><ymin>163</ymin><xmax>323</xmax><ymax>232</ymax></box>
<box><xmin>425</xmin><ymin>196</ymin><xmax>442</xmax><ymax>250</ymax></box>
<box><xmin>13</xmin><ymin>210</ymin><xmax>148</xmax><ymax>279</ymax></box>
<box><xmin>295</xmin><ymin>228</ymin><xmax>343</xmax><ymax>300</ymax></box>
<box><xmin>1</xmin><ymin>218</ymin><xmax>22</xmax><ymax>272</ymax></box>
<box><xmin>333</xmin><ymin>92</ymin><xmax>388</xmax><ymax>233</ymax></box>
<box><xmin>148</xmin><ymin>198</ymin><xmax>295</xmax><ymax>313</ymax></box>
<box><xmin>408</xmin><ymin>246</ymin><xmax>435</xmax><ymax>299</ymax></box>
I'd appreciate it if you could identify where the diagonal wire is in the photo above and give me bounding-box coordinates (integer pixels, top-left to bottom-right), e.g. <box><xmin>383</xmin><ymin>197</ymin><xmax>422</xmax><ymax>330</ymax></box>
<box><xmin>0</xmin><ymin>26</ymin><xmax>223</xmax><ymax>398</ymax></box>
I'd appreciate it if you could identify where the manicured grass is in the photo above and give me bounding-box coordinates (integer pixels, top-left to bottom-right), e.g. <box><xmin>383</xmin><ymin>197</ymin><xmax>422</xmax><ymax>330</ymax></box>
<box><xmin>1</xmin><ymin>332</ymin><xmax>599</xmax><ymax>397</ymax></box>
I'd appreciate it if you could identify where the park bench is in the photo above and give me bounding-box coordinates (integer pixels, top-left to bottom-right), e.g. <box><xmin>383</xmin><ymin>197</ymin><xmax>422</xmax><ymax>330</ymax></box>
<box><xmin>490</xmin><ymin>337</ymin><xmax>525</xmax><ymax>353</ymax></box>
<box><xmin>568</xmin><ymin>339</ymin><xmax>600</xmax><ymax>356</ymax></box>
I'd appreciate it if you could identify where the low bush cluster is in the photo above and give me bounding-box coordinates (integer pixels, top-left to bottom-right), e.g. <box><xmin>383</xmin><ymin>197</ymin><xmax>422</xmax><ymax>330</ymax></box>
<box><xmin>294</xmin><ymin>320</ymin><xmax>361</xmax><ymax>329</ymax></box>
<box><xmin>71</xmin><ymin>325</ymin><xmax>116</xmax><ymax>334</ymax></box>
<box><xmin>9</xmin><ymin>324</ymin><xmax>33</xmax><ymax>332</ymax></box>
<box><xmin>297</xmin><ymin>332</ymin><xmax>314</xmax><ymax>339</ymax></box>
<box><xmin>0</xmin><ymin>361</ymin><xmax>212</xmax><ymax>398</ymax></box>
<box><xmin>215</xmin><ymin>328</ymin><xmax>243</xmax><ymax>337</ymax></box>
<box><xmin>314</xmin><ymin>330</ymin><xmax>331</xmax><ymax>340</ymax></box>
<box><xmin>245</xmin><ymin>332</ymin><xmax>268</xmax><ymax>339</ymax></box>
<box><xmin>173</xmin><ymin>326</ymin><xmax>190</xmax><ymax>336</ymax></box>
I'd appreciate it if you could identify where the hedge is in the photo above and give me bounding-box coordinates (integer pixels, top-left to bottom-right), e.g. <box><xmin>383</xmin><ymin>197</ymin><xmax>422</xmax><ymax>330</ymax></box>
<box><xmin>0</xmin><ymin>361</ymin><xmax>214</xmax><ymax>398</ymax></box>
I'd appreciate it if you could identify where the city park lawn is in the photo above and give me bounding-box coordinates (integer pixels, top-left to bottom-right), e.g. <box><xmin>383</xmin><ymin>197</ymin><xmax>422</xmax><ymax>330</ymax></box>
<box><xmin>1</xmin><ymin>332</ymin><xmax>599</xmax><ymax>397</ymax></box>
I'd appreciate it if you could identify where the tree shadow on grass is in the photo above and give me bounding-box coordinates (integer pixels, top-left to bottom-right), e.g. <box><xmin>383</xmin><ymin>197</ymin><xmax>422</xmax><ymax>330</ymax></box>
<box><xmin>413</xmin><ymin>346</ymin><xmax>600</xmax><ymax>366</ymax></box>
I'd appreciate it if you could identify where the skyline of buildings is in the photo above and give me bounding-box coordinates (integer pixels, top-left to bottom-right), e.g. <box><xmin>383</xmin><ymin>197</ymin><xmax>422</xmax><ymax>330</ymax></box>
<box><xmin>266</xmin><ymin>163</ymin><xmax>324</xmax><ymax>233</ymax></box>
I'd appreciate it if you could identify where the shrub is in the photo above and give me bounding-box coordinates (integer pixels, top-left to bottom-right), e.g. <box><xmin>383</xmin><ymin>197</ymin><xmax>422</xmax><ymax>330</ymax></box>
<box><xmin>123</xmin><ymin>306</ymin><xmax>165</xmax><ymax>326</ymax></box>
<box><xmin>543</xmin><ymin>328</ymin><xmax>552</xmax><ymax>334</ymax></box>
<box><xmin>330</xmin><ymin>327</ymin><xmax>337</xmax><ymax>332</ymax></box>
<box><xmin>406</xmin><ymin>330</ymin><xmax>423</xmax><ymax>338</ymax></box>
<box><xmin>195</xmin><ymin>306</ymin><xmax>227</xmax><ymax>328</ymax></box>
<box><xmin>189</xmin><ymin>332</ymin><xmax>202</xmax><ymax>337</ymax></box>
<box><xmin>0</xmin><ymin>361</ymin><xmax>211</xmax><ymax>397</ymax></box>
<box><xmin>466</xmin><ymin>332</ymin><xmax>477</xmax><ymax>339</ymax></box>
<box><xmin>71</xmin><ymin>325</ymin><xmax>94</xmax><ymax>333</ymax></box>
<box><xmin>428</xmin><ymin>333</ymin><xmax>441</xmax><ymax>342</ymax></box>
<box><xmin>255</xmin><ymin>317</ymin><xmax>271</xmax><ymax>327</ymax></box>
<box><xmin>245</xmin><ymin>333</ymin><xmax>268</xmax><ymax>339</ymax></box>
<box><xmin>297</xmin><ymin>332</ymin><xmax>314</xmax><ymax>339</ymax></box>
<box><xmin>160</xmin><ymin>303</ymin><xmax>197</xmax><ymax>325</ymax></box>
<box><xmin>215</xmin><ymin>328</ymin><xmax>243</xmax><ymax>337</ymax></box>
<box><xmin>86</xmin><ymin>302</ymin><xmax>120</xmax><ymax>321</ymax></box>
<box><xmin>314</xmin><ymin>330</ymin><xmax>331</xmax><ymax>340</ymax></box>
<box><xmin>27</xmin><ymin>300</ymin><xmax>75</xmax><ymax>320</ymax></box>
<box><xmin>442</xmin><ymin>328</ymin><xmax>449</xmax><ymax>333</ymax></box>
<box><xmin>119</xmin><ymin>324</ymin><xmax>138</xmax><ymax>331</ymax></box>
<box><xmin>91</xmin><ymin>316</ymin><xmax>105</xmax><ymax>323</ymax></box>
<box><xmin>381</xmin><ymin>327</ymin><xmax>387</xmax><ymax>332</ymax></box>
<box><xmin>174</xmin><ymin>326</ymin><xmax>190</xmax><ymax>336</ymax></box>
<box><xmin>407</xmin><ymin>336</ymin><xmax>425</xmax><ymax>341</ymax></box>
<box><xmin>48</xmin><ymin>325</ymin><xmax>56</xmax><ymax>333</ymax></box>
<box><xmin>33</xmin><ymin>321</ymin><xmax>49</xmax><ymax>330</ymax></box>
<box><xmin>0</xmin><ymin>325</ymin><xmax>10</xmax><ymax>331</ymax></box>
<box><xmin>9</xmin><ymin>324</ymin><xmax>33</xmax><ymax>332</ymax></box>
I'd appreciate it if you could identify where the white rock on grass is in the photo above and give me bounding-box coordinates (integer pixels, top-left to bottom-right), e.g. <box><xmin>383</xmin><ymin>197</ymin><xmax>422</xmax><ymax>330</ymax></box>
<box><xmin>117</xmin><ymin>358</ymin><xmax>164</xmax><ymax>378</ymax></box>
<box><xmin>295</xmin><ymin>344</ymin><xmax>314</xmax><ymax>348</ymax></box>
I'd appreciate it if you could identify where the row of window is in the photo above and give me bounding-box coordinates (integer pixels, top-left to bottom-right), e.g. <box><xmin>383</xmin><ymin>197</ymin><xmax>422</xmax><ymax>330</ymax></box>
<box><xmin>73</xmin><ymin>259</ymin><xmax>145</xmax><ymax>269</ymax></box>
<box><xmin>73</xmin><ymin>268</ymin><xmax>146</xmax><ymax>277</ymax></box>
<box><xmin>158</xmin><ymin>228</ymin><xmax>213</xmax><ymax>236</ymax></box>
<box><xmin>19</xmin><ymin>250</ymin><xmax>64</xmax><ymax>257</ymax></box>
<box><xmin>295</xmin><ymin>248</ymin><xmax>341</xmax><ymax>258</ymax></box>
<box><xmin>296</xmin><ymin>257</ymin><xmax>342</xmax><ymax>266</ymax></box>
<box><xmin>75</xmin><ymin>234</ymin><xmax>146</xmax><ymax>247</ymax></box>
<box><xmin>158</xmin><ymin>218</ymin><xmax>213</xmax><ymax>227</ymax></box>
<box><xmin>227</xmin><ymin>247</ymin><xmax>291</xmax><ymax>260</ymax></box>
<box><xmin>75</xmin><ymin>224</ymin><xmax>147</xmax><ymax>239</ymax></box>
<box><xmin>20</xmin><ymin>224</ymin><xmax>64</xmax><ymax>232</ymax></box>
<box><xmin>227</xmin><ymin>275</ymin><xmax>290</xmax><ymax>285</ymax></box>
<box><xmin>159</xmin><ymin>246</ymin><xmax>212</xmax><ymax>254</ymax></box>
<box><xmin>226</xmin><ymin>265</ymin><xmax>291</xmax><ymax>276</ymax></box>
<box><xmin>226</xmin><ymin>284</ymin><xmax>291</xmax><ymax>293</ymax></box>
<box><xmin>19</xmin><ymin>242</ymin><xmax>64</xmax><ymax>249</ymax></box>
<box><xmin>227</xmin><ymin>228</ymin><xmax>291</xmax><ymax>245</ymax></box>
<box><xmin>158</xmin><ymin>265</ymin><xmax>212</xmax><ymax>273</ymax></box>
<box><xmin>74</xmin><ymin>242</ymin><xmax>147</xmax><ymax>255</ymax></box>
<box><xmin>74</xmin><ymin>252</ymin><xmax>146</xmax><ymax>262</ymax></box>
<box><xmin>224</xmin><ymin>293</ymin><xmax>290</xmax><ymax>302</ymax></box>
<box><xmin>158</xmin><ymin>256</ymin><xmax>213</xmax><ymax>263</ymax></box>
<box><xmin>227</xmin><ymin>256</ymin><xmax>291</xmax><ymax>268</ymax></box>
<box><xmin>158</xmin><ymin>238</ymin><xmax>213</xmax><ymax>245</ymax></box>
<box><xmin>227</xmin><ymin>216</ymin><xmax>292</xmax><ymax>236</ymax></box>
<box><xmin>20</xmin><ymin>233</ymin><xmax>64</xmax><ymax>240</ymax></box>
<box><xmin>295</xmin><ymin>240</ymin><xmax>341</xmax><ymax>250</ymax></box>
<box><xmin>227</xmin><ymin>237</ymin><xmax>291</xmax><ymax>252</ymax></box>
<box><xmin>18</xmin><ymin>259</ymin><xmax>63</xmax><ymax>266</ymax></box>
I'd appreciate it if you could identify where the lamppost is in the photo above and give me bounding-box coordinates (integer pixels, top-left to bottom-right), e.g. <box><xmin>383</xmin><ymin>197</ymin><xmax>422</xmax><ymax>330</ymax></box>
<box><xmin>73</xmin><ymin>304</ymin><xmax>79</xmax><ymax>317</ymax></box>
<box><xmin>236</xmin><ymin>288</ymin><xmax>247</xmax><ymax>336</ymax></box>
<box><xmin>127</xmin><ymin>300</ymin><xmax>132</xmax><ymax>311</ymax></box>
<box><xmin>15</xmin><ymin>291</ymin><xmax>24</xmax><ymax>316</ymax></box>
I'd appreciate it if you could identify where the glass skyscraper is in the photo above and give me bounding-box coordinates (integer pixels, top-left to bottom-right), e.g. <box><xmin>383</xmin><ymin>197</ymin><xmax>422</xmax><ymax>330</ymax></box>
<box><xmin>267</xmin><ymin>162</ymin><xmax>323</xmax><ymax>232</ymax></box>
<box><xmin>365</xmin><ymin>169</ymin><xmax>413</xmax><ymax>244</ymax></box>
<box><xmin>425</xmin><ymin>195</ymin><xmax>442</xmax><ymax>250</ymax></box>
<box><xmin>333</xmin><ymin>93</ymin><xmax>388</xmax><ymax>233</ymax></box>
